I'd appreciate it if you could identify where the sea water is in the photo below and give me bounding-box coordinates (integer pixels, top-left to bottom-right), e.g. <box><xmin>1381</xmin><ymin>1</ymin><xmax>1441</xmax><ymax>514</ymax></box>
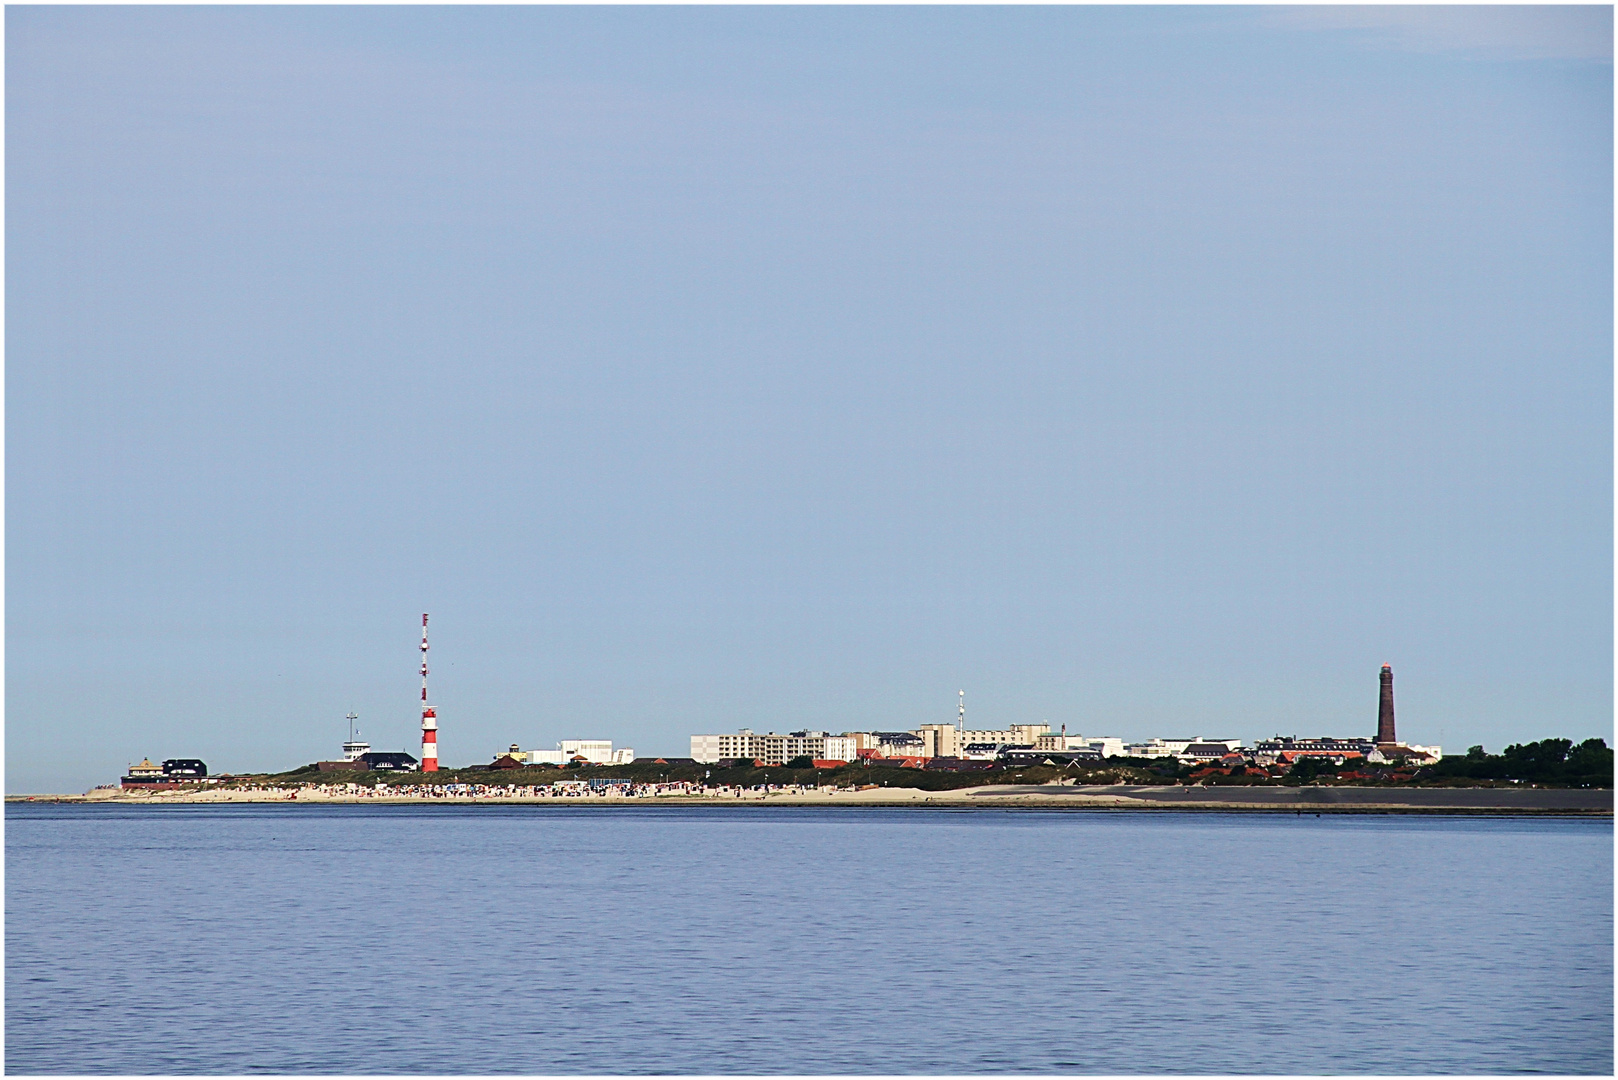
<box><xmin>6</xmin><ymin>804</ymin><xmax>1612</xmax><ymax>1074</ymax></box>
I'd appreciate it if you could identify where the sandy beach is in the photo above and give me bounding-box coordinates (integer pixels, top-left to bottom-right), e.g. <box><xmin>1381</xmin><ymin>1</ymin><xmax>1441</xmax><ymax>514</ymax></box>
<box><xmin>13</xmin><ymin>783</ymin><xmax>1610</xmax><ymax>813</ymax></box>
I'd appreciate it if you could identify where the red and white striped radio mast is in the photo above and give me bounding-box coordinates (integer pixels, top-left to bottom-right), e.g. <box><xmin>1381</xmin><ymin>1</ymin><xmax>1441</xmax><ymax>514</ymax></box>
<box><xmin>419</xmin><ymin>613</ymin><xmax>438</xmax><ymax>772</ymax></box>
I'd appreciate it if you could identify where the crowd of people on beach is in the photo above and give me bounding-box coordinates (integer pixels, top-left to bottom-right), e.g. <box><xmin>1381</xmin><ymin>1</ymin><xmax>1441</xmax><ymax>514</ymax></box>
<box><xmin>199</xmin><ymin>779</ymin><xmax>843</xmax><ymax>800</ymax></box>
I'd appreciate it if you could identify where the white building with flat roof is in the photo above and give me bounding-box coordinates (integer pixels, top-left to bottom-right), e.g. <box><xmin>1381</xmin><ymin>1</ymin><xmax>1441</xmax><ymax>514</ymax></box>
<box><xmin>1035</xmin><ymin>734</ymin><xmax>1125</xmax><ymax>757</ymax></box>
<box><xmin>912</xmin><ymin>725</ymin><xmax>1051</xmax><ymax>758</ymax></box>
<box><xmin>1366</xmin><ymin>743</ymin><xmax>1442</xmax><ymax>764</ymax></box>
<box><xmin>1124</xmin><ymin>737</ymin><xmax>1242</xmax><ymax>760</ymax></box>
<box><xmin>690</xmin><ymin>730</ymin><xmax>856</xmax><ymax>766</ymax></box>
<box><xmin>527</xmin><ymin>740</ymin><xmax>635</xmax><ymax>765</ymax></box>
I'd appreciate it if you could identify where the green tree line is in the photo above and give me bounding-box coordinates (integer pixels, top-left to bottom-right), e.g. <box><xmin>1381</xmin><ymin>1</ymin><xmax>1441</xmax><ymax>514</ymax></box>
<box><xmin>1425</xmin><ymin>738</ymin><xmax>1612</xmax><ymax>788</ymax></box>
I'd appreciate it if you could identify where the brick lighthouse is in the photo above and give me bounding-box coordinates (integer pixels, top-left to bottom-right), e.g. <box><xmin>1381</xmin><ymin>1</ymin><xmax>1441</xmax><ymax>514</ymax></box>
<box><xmin>1376</xmin><ymin>663</ymin><xmax>1397</xmax><ymax>745</ymax></box>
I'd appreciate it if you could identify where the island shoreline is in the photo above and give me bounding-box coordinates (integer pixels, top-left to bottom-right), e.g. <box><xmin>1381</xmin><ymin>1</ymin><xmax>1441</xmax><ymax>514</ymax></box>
<box><xmin>10</xmin><ymin>784</ymin><xmax>1611</xmax><ymax>815</ymax></box>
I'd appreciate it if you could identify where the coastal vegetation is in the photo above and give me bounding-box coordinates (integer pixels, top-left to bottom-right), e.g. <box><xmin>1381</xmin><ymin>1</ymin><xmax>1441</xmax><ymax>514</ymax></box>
<box><xmin>234</xmin><ymin>738</ymin><xmax>1612</xmax><ymax>791</ymax></box>
<box><xmin>1422</xmin><ymin>739</ymin><xmax>1612</xmax><ymax>789</ymax></box>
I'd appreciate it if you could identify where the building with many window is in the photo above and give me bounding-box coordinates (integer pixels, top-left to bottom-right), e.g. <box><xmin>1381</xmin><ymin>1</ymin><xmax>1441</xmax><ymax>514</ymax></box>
<box><xmin>862</xmin><ymin>732</ymin><xmax>926</xmax><ymax>759</ymax></box>
<box><xmin>1251</xmin><ymin>736</ymin><xmax>1374</xmax><ymax>762</ymax></box>
<box><xmin>690</xmin><ymin>730</ymin><xmax>857</xmax><ymax>766</ymax></box>
<box><xmin>691</xmin><ymin>722</ymin><xmax>1142</xmax><ymax>765</ymax></box>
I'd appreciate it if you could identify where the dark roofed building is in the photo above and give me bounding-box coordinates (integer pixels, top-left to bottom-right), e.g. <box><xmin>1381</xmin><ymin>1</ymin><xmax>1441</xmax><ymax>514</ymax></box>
<box><xmin>1254</xmin><ymin>736</ymin><xmax>1374</xmax><ymax>760</ymax></box>
<box><xmin>924</xmin><ymin>757</ymin><xmax>998</xmax><ymax>772</ymax></box>
<box><xmin>360</xmin><ymin>751</ymin><xmax>419</xmax><ymax>771</ymax></box>
<box><xmin>1182</xmin><ymin>743</ymin><xmax>1237</xmax><ymax>762</ymax></box>
<box><xmin>873</xmin><ymin>732</ymin><xmax>925</xmax><ymax>756</ymax></box>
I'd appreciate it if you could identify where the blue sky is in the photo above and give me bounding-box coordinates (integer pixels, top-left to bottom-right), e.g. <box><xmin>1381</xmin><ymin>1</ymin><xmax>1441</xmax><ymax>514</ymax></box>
<box><xmin>8</xmin><ymin>6</ymin><xmax>1611</xmax><ymax>793</ymax></box>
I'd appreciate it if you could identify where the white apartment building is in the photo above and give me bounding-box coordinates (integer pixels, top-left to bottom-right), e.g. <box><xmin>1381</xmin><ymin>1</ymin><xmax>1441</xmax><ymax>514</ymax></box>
<box><xmin>914</xmin><ymin>724</ymin><xmax>1052</xmax><ymax>757</ymax></box>
<box><xmin>1034</xmin><ymin>733</ymin><xmax>1126</xmax><ymax>757</ymax></box>
<box><xmin>1123</xmin><ymin>737</ymin><xmax>1242</xmax><ymax>761</ymax></box>
<box><xmin>696</xmin><ymin>721</ymin><xmax>1112</xmax><ymax>764</ymax></box>
<box><xmin>527</xmin><ymin>740</ymin><xmax>636</xmax><ymax>766</ymax></box>
<box><xmin>690</xmin><ymin>730</ymin><xmax>857</xmax><ymax>766</ymax></box>
<box><xmin>1366</xmin><ymin>743</ymin><xmax>1443</xmax><ymax>764</ymax></box>
<box><xmin>914</xmin><ymin>725</ymin><xmax>958</xmax><ymax>758</ymax></box>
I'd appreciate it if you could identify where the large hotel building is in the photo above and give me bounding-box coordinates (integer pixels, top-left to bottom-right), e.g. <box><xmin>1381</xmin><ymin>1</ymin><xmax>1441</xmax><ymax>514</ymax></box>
<box><xmin>690</xmin><ymin>730</ymin><xmax>859</xmax><ymax>766</ymax></box>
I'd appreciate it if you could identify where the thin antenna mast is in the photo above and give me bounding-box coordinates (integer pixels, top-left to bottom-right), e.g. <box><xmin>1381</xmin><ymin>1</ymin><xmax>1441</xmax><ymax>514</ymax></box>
<box><xmin>957</xmin><ymin>689</ymin><xmax>967</xmax><ymax>759</ymax></box>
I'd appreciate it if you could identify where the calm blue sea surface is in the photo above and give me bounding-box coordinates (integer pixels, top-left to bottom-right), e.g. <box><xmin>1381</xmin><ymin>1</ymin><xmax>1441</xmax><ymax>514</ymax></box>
<box><xmin>6</xmin><ymin>804</ymin><xmax>1612</xmax><ymax>1074</ymax></box>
